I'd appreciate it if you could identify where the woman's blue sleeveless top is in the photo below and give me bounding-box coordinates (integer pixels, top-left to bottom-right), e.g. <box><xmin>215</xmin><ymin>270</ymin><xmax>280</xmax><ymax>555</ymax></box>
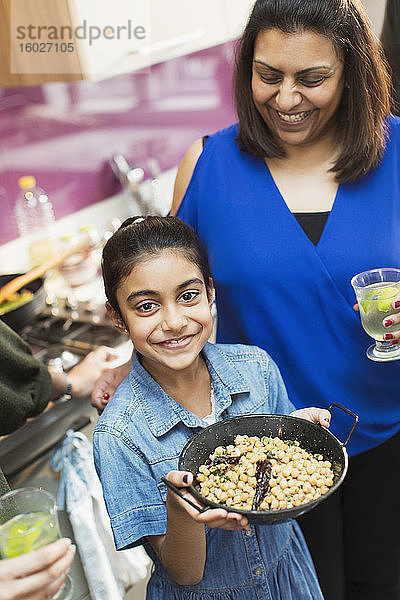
<box><xmin>177</xmin><ymin>116</ymin><xmax>400</xmax><ymax>456</ymax></box>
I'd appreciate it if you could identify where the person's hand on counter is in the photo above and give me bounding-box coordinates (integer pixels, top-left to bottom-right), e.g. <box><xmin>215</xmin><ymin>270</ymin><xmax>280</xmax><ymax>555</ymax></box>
<box><xmin>50</xmin><ymin>345</ymin><xmax>119</xmax><ymax>402</ymax></box>
<box><xmin>0</xmin><ymin>538</ymin><xmax>75</xmax><ymax>600</ymax></box>
<box><xmin>91</xmin><ymin>359</ymin><xmax>131</xmax><ymax>414</ymax></box>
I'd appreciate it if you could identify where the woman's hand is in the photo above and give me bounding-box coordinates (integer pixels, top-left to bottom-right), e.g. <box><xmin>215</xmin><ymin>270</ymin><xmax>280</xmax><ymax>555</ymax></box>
<box><xmin>0</xmin><ymin>538</ymin><xmax>75</xmax><ymax>600</ymax></box>
<box><xmin>354</xmin><ymin>299</ymin><xmax>400</xmax><ymax>345</ymax></box>
<box><xmin>68</xmin><ymin>345</ymin><xmax>119</xmax><ymax>399</ymax></box>
<box><xmin>290</xmin><ymin>407</ymin><xmax>331</xmax><ymax>428</ymax></box>
<box><xmin>381</xmin><ymin>296</ymin><xmax>400</xmax><ymax>345</ymax></box>
<box><xmin>91</xmin><ymin>360</ymin><xmax>131</xmax><ymax>414</ymax></box>
<box><xmin>165</xmin><ymin>471</ymin><xmax>249</xmax><ymax>531</ymax></box>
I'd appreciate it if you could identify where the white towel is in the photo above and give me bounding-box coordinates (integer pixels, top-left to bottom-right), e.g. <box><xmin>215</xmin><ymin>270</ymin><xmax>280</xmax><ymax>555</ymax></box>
<box><xmin>50</xmin><ymin>430</ymin><xmax>150</xmax><ymax>600</ymax></box>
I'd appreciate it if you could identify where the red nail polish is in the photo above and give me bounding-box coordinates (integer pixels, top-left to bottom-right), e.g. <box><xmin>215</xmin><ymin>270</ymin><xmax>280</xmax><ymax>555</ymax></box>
<box><xmin>384</xmin><ymin>319</ymin><xmax>393</xmax><ymax>327</ymax></box>
<box><xmin>384</xmin><ymin>333</ymin><xmax>394</xmax><ymax>340</ymax></box>
<box><xmin>102</xmin><ymin>392</ymin><xmax>110</xmax><ymax>400</ymax></box>
<box><xmin>391</xmin><ymin>339</ymin><xmax>399</xmax><ymax>345</ymax></box>
<box><xmin>395</xmin><ymin>301</ymin><xmax>400</xmax><ymax>309</ymax></box>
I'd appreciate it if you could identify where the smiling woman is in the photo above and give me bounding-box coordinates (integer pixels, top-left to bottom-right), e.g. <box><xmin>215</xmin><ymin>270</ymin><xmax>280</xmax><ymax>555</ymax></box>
<box><xmin>170</xmin><ymin>1</ymin><xmax>400</xmax><ymax>599</ymax></box>
<box><xmin>251</xmin><ymin>29</ymin><xmax>345</xmax><ymax>151</ymax></box>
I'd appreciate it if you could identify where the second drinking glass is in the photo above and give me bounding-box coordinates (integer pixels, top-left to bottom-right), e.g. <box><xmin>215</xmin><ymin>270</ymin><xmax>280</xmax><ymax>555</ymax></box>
<box><xmin>0</xmin><ymin>487</ymin><xmax>73</xmax><ymax>600</ymax></box>
<box><xmin>351</xmin><ymin>267</ymin><xmax>400</xmax><ymax>361</ymax></box>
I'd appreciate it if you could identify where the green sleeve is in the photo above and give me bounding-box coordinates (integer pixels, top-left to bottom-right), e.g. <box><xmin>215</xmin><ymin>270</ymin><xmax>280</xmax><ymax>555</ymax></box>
<box><xmin>0</xmin><ymin>321</ymin><xmax>52</xmax><ymax>435</ymax></box>
<box><xmin>0</xmin><ymin>468</ymin><xmax>10</xmax><ymax>497</ymax></box>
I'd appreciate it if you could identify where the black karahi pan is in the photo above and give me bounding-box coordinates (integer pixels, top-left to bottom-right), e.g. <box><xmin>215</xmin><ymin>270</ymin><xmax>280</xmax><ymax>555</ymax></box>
<box><xmin>0</xmin><ymin>273</ymin><xmax>46</xmax><ymax>332</ymax></box>
<box><xmin>178</xmin><ymin>403</ymin><xmax>358</xmax><ymax>524</ymax></box>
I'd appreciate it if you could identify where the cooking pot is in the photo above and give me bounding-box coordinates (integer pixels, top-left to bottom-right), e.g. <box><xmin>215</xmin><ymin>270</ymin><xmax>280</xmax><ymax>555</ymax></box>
<box><xmin>0</xmin><ymin>273</ymin><xmax>46</xmax><ymax>332</ymax></box>
<box><xmin>178</xmin><ymin>402</ymin><xmax>358</xmax><ymax>524</ymax></box>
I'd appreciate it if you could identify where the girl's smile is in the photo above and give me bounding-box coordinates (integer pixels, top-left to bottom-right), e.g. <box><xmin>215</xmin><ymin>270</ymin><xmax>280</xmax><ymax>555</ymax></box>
<box><xmin>109</xmin><ymin>249</ymin><xmax>213</xmax><ymax>378</ymax></box>
<box><xmin>156</xmin><ymin>334</ymin><xmax>198</xmax><ymax>350</ymax></box>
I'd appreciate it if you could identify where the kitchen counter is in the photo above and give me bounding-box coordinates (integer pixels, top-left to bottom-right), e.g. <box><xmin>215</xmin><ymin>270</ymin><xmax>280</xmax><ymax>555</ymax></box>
<box><xmin>0</xmin><ymin>168</ymin><xmax>176</xmax><ymax>275</ymax></box>
<box><xmin>0</xmin><ymin>395</ymin><xmax>97</xmax><ymax>480</ymax></box>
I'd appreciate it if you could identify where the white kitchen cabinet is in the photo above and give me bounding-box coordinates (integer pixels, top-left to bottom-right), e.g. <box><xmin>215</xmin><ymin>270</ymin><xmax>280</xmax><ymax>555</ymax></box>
<box><xmin>222</xmin><ymin>0</ymin><xmax>255</xmax><ymax>40</ymax></box>
<box><xmin>73</xmin><ymin>0</ymin><xmax>256</xmax><ymax>80</ymax></box>
<box><xmin>0</xmin><ymin>0</ymin><xmax>255</xmax><ymax>86</ymax></box>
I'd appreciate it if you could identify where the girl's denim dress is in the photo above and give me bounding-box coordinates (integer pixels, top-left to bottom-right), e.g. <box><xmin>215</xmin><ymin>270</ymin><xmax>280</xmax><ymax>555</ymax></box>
<box><xmin>94</xmin><ymin>343</ymin><xmax>324</xmax><ymax>600</ymax></box>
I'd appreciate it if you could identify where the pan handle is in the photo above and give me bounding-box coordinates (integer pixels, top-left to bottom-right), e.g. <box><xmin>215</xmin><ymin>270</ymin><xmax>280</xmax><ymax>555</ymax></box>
<box><xmin>328</xmin><ymin>402</ymin><xmax>359</xmax><ymax>446</ymax></box>
<box><xmin>161</xmin><ymin>477</ymin><xmax>211</xmax><ymax>514</ymax></box>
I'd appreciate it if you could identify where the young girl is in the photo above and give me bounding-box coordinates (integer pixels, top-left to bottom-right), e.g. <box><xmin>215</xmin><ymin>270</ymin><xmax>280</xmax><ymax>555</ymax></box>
<box><xmin>93</xmin><ymin>216</ymin><xmax>330</xmax><ymax>599</ymax></box>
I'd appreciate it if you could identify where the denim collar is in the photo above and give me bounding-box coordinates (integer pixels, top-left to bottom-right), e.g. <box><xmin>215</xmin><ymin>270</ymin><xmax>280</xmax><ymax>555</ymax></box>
<box><xmin>128</xmin><ymin>342</ymin><xmax>250</xmax><ymax>437</ymax></box>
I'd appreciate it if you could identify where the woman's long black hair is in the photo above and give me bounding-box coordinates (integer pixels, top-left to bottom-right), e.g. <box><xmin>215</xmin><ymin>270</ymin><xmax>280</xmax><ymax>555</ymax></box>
<box><xmin>234</xmin><ymin>0</ymin><xmax>391</xmax><ymax>182</ymax></box>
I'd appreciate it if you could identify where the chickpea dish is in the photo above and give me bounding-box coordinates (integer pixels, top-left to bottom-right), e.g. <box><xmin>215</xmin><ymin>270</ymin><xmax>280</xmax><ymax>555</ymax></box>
<box><xmin>196</xmin><ymin>435</ymin><xmax>335</xmax><ymax>511</ymax></box>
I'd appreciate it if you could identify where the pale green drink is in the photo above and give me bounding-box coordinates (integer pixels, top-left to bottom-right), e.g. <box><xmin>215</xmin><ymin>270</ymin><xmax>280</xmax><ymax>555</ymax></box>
<box><xmin>358</xmin><ymin>281</ymin><xmax>400</xmax><ymax>340</ymax></box>
<box><xmin>0</xmin><ymin>488</ymin><xmax>73</xmax><ymax>600</ymax></box>
<box><xmin>0</xmin><ymin>511</ymin><xmax>58</xmax><ymax>559</ymax></box>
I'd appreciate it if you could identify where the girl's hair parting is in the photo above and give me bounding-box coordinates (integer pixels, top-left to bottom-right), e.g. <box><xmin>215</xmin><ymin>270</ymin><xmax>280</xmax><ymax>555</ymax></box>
<box><xmin>102</xmin><ymin>215</ymin><xmax>213</xmax><ymax>315</ymax></box>
<box><xmin>234</xmin><ymin>0</ymin><xmax>391</xmax><ymax>183</ymax></box>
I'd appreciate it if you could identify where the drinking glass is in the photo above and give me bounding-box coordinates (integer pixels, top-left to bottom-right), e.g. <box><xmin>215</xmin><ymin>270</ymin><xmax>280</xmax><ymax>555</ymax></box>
<box><xmin>0</xmin><ymin>488</ymin><xmax>73</xmax><ymax>600</ymax></box>
<box><xmin>351</xmin><ymin>267</ymin><xmax>400</xmax><ymax>361</ymax></box>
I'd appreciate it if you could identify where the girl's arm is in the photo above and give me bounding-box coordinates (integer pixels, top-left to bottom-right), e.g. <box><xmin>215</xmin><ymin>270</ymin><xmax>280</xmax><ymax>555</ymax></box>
<box><xmin>147</xmin><ymin>471</ymin><xmax>248</xmax><ymax>586</ymax></box>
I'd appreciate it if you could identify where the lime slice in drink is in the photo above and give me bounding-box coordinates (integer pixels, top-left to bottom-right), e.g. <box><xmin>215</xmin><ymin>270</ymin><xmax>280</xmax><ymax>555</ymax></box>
<box><xmin>359</xmin><ymin>289</ymin><xmax>376</xmax><ymax>313</ymax></box>
<box><xmin>4</xmin><ymin>518</ymin><xmax>45</xmax><ymax>557</ymax></box>
<box><xmin>4</xmin><ymin>523</ymin><xmax>28</xmax><ymax>557</ymax></box>
<box><xmin>359</xmin><ymin>298</ymin><xmax>370</xmax><ymax>313</ymax></box>
<box><xmin>376</xmin><ymin>287</ymin><xmax>399</xmax><ymax>312</ymax></box>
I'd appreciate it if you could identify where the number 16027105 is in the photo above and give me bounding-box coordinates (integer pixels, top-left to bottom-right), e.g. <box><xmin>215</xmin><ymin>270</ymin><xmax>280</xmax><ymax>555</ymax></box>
<box><xmin>18</xmin><ymin>42</ymin><xmax>75</xmax><ymax>52</ymax></box>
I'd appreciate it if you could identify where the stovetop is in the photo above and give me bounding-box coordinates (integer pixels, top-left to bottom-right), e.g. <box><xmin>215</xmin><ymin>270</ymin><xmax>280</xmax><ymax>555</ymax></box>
<box><xmin>0</xmin><ymin>309</ymin><xmax>131</xmax><ymax>478</ymax></box>
<box><xmin>19</xmin><ymin>309</ymin><xmax>127</xmax><ymax>368</ymax></box>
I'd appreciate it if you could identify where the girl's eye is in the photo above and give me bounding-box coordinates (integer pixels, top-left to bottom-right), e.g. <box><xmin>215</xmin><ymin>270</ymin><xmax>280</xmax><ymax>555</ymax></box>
<box><xmin>180</xmin><ymin>291</ymin><xmax>199</xmax><ymax>302</ymax></box>
<box><xmin>137</xmin><ymin>301</ymin><xmax>157</xmax><ymax>313</ymax></box>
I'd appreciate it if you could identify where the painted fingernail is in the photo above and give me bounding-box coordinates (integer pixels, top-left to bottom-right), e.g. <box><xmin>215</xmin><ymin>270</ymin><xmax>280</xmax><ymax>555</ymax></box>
<box><xmin>102</xmin><ymin>393</ymin><xmax>110</xmax><ymax>400</ymax></box>
<box><xmin>384</xmin><ymin>333</ymin><xmax>394</xmax><ymax>340</ymax></box>
<box><xmin>395</xmin><ymin>301</ymin><xmax>400</xmax><ymax>309</ymax></box>
<box><xmin>391</xmin><ymin>339</ymin><xmax>399</xmax><ymax>345</ymax></box>
<box><xmin>183</xmin><ymin>475</ymin><xmax>188</xmax><ymax>484</ymax></box>
<box><xmin>384</xmin><ymin>319</ymin><xmax>393</xmax><ymax>327</ymax></box>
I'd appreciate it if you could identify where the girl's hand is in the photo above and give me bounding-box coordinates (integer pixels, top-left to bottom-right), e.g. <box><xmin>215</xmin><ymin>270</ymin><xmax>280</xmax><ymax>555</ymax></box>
<box><xmin>165</xmin><ymin>471</ymin><xmax>249</xmax><ymax>531</ymax></box>
<box><xmin>290</xmin><ymin>407</ymin><xmax>331</xmax><ymax>428</ymax></box>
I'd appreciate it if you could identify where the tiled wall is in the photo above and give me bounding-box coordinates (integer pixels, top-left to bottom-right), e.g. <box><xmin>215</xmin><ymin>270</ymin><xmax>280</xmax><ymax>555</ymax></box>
<box><xmin>0</xmin><ymin>41</ymin><xmax>237</xmax><ymax>245</ymax></box>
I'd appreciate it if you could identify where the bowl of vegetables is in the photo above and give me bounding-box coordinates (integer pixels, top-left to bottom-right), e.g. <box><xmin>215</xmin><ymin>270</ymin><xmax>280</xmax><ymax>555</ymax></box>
<box><xmin>178</xmin><ymin>406</ymin><xmax>358</xmax><ymax>524</ymax></box>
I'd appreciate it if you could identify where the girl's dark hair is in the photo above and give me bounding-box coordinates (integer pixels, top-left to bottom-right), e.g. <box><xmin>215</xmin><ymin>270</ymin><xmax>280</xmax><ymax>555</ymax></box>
<box><xmin>102</xmin><ymin>216</ymin><xmax>213</xmax><ymax>315</ymax></box>
<box><xmin>234</xmin><ymin>0</ymin><xmax>391</xmax><ymax>182</ymax></box>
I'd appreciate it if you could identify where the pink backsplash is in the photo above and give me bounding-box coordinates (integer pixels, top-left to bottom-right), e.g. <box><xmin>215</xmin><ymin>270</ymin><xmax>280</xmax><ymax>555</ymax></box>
<box><xmin>0</xmin><ymin>42</ymin><xmax>237</xmax><ymax>244</ymax></box>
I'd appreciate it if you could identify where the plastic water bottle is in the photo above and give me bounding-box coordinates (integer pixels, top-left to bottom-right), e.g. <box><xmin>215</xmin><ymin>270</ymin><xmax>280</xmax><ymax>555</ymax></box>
<box><xmin>14</xmin><ymin>176</ymin><xmax>56</xmax><ymax>267</ymax></box>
